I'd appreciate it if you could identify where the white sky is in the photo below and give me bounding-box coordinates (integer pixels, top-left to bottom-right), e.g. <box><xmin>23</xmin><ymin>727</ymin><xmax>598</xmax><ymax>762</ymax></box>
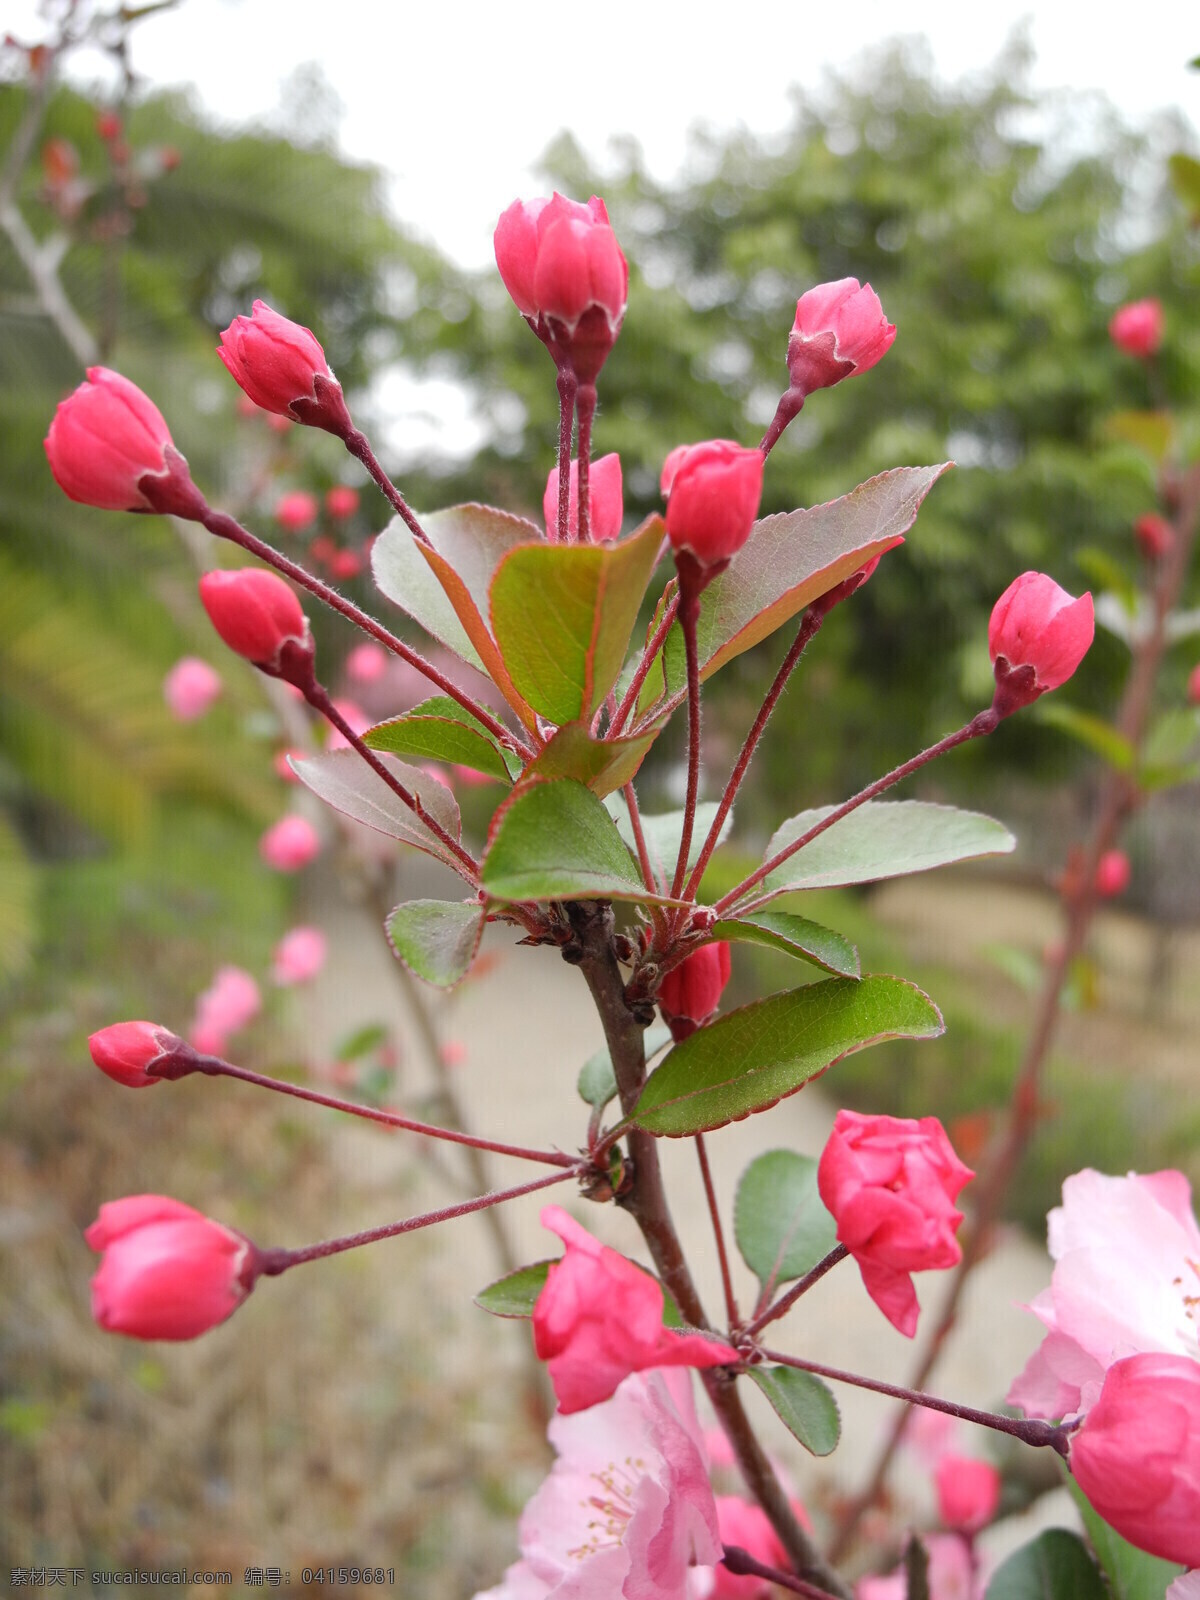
<box><xmin>16</xmin><ymin>0</ymin><xmax>1200</xmax><ymax>268</ymax></box>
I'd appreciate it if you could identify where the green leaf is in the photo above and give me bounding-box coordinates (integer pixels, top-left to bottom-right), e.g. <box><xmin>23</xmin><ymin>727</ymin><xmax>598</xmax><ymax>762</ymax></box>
<box><xmin>746</xmin><ymin>1365</ymin><xmax>840</xmax><ymax>1456</ymax></box>
<box><xmin>490</xmin><ymin>515</ymin><xmax>665</xmax><ymax>724</ymax></box>
<box><xmin>1037</xmin><ymin>703</ymin><xmax>1135</xmax><ymax>772</ymax></box>
<box><xmin>734</xmin><ymin>1150</ymin><xmax>839</xmax><ymax>1290</ymax></box>
<box><xmin>606</xmin><ymin>795</ymin><xmax>732</xmax><ymax>892</ymax></box>
<box><xmin>984</xmin><ymin>1530</ymin><xmax>1108</xmax><ymax>1600</ymax></box>
<box><xmin>474</xmin><ymin>1261</ymin><xmax>553</xmax><ymax>1318</ymax></box>
<box><xmin>386</xmin><ymin>899</ymin><xmax>485</xmax><ymax>987</ymax></box>
<box><xmin>523</xmin><ymin>719</ymin><xmax>662</xmax><ymax>797</ymax></box>
<box><xmin>292</xmin><ymin>749</ymin><xmax>465</xmax><ymax>871</ymax></box>
<box><xmin>637</xmin><ymin>465</ymin><xmax>950</xmax><ymax>715</ymax></box>
<box><xmin>335</xmin><ymin>1022</ymin><xmax>390</xmax><ymax>1061</ymax></box>
<box><xmin>1103</xmin><ymin>410</ymin><xmax>1174</xmax><ymax>463</ymax></box>
<box><xmin>714</xmin><ymin>911</ymin><xmax>859</xmax><ymax>979</ymax></box>
<box><xmin>482</xmin><ymin>778</ymin><xmax>684</xmax><ymax>905</ymax></box>
<box><xmin>364</xmin><ymin>696</ymin><xmax>518</xmax><ymax>781</ymax></box>
<box><xmin>631</xmin><ymin>975</ymin><xmax>944</xmax><ymax>1135</ymax></box>
<box><xmin>1169</xmin><ymin>151</ymin><xmax>1200</xmax><ymax>214</ymax></box>
<box><xmin>755</xmin><ymin>799</ymin><xmax>1015</xmax><ymax>901</ymax></box>
<box><xmin>371</xmin><ymin>505</ymin><xmax>540</xmax><ymax>726</ymax></box>
<box><xmin>578</xmin><ymin>1025</ymin><xmax>672</xmax><ymax>1111</ymax></box>
<box><xmin>1142</xmin><ymin>707</ymin><xmax>1200</xmax><ymax>767</ymax></box>
<box><xmin>1065</xmin><ymin>1475</ymin><xmax>1184</xmax><ymax>1600</ymax></box>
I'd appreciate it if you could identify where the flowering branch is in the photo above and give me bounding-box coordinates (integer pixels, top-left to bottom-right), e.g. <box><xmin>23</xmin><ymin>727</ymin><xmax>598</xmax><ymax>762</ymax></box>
<box><xmin>757</xmin><ymin>1349</ymin><xmax>1074</xmax><ymax>1459</ymax></box>
<box><xmin>715</xmin><ymin>710</ymin><xmax>998</xmax><ymax>916</ymax></box>
<box><xmin>254</xmin><ymin>1167</ymin><xmax>576</xmax><ymax>1275</ymax></box>
<box><xmin>721</xmin><ymin>1546</ymin><xmax>842</xmax><ymax>1599</ymax></box>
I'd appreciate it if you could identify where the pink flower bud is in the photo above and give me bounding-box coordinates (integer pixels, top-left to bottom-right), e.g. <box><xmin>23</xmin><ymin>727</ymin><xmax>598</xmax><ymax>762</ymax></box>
<box><xmin>217</xmin><ymin>301</ymin><xmax>352</xmax><ymax>435</ymax></box>
<box><xmin>198</xmin><ymin>569</ymin><xmax>309</xmax><ymax>671</ymax></box>
<box><xmin>662</xmin><ymin>440</ymin><xmax>765</xmax><ymax>569</ymax></box>
<box><xmin>787</xmin><ymin>278</ymin><xmax>896</xmax><ymax>398</ymax></box>
<box><xmin>543</xmin><ymin>452</ymin><xmax>624</xmax><ymax>542</ymax></box>
<box><xmin>329</xmin><ymin>548</ymin><xmax>363</xmax><ymax>579</ymax></box>
<box><xmin>1189</xmin><ymin>664</ymin><xmax>1200</xmax><ymax>707</ymax></box>
<box><xmin>189</xmin><ymin>964</ymin><xmax>261</xmax><ymax>1055</ymax></box>
<box><xmin>494</xmin><ymin>194</ymin><xmax>628</xmax><ymax>382</ymax></box>
<box><xmin>988</xmin><ymin>572</ymin><xmax>1094</xmax><ymax>716</ymax></box>
<box><xmin>271</xmin><ymin>926</ymin><xmax>327</xmax><ymax>986</ymax></box>
<box><xmin>818</xmin><ymin>1111</ymin><xmax>974</xmax><ymax>1337</ymax></box>
<box><xmin>934</xmin><ymin>1453</ymin><xmax>1001</xmax><ymax>1533</ymax></box>
<box><xmin>274</xmin><ymin>489</ymin><xmax>318</xmax><ymax>532</ymax></box>
<box><xmin>1095</xmin><ymin>849</ymin><xmax>1131</xmax><ymax>898</ymax></box>
<box><xmin>345</xmin><ymin>642</ymin><xmax>388</xmax><ymax>683</ymax></box>
<box><xmin>89</xmin><ymin>1020</ymin><xmax>182</xmax><ymax>1088</ymax></box>
<box><xmin>1109</xmin><ymin>299</ymin><xmax>1164</xmax><ymax>359</ymax></box>
<box><xmin>259</xmin><ymin>815</ymin><xmax>320</xmax><ymax>873</ymax></box>
<box><xmin>325</xmin><ymin>485</ymin><xmax>360</xmax><ymax>520</ymax></box>
<box><xmin>1135</xmin><ymin>513</ymin><xmax>1174</xmax><ymax>560</ymax></box>
<box><xmin>163</xmin><ymin>656</ymin><xmax>222</xmax><ymax>722</ymax></box>
<box><xmin>707</xmin><ymin>1496</ymin><xmax>791</xmax><ymax>1598</ymax></box>
<box><xmin>86</xmin><ymin>1195</ymin><xmax>255</xmax><ymax>1341</ymax></box>
<box><xmin>658</xmin><ymin>942</ymin><xmax>732</xmax><ymax>1041</ymax></box>
<box><xmin>1070</xmin><ymin>1353</ymin><xmax>1200</xmax><ymax>1566</ymax></box>
<box><xmin>532</xmin><ymin>1205</ymin><xmax>738</xmax><ymax>1413</ymax></box>
<box><xmin>45</xmin><ymin>367</ymin><xmax>193</xmax><ymax>513</ymax></box>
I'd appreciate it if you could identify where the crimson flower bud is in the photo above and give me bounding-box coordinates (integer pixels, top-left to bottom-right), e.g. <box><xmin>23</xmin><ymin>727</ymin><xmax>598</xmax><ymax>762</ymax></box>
<box><xmin>198</xmin><ymin>569</ymin><xmax>310</xmax><ymax>673</ymax></box>
<box><xmin>987</xmin><ymin>572</ymin><xmax>1094</xmax><ymax>718</ymax></box>
<box><xmin>1189</xmin><ymin>663</ymin><xmax>1200</xmax><ymax>707</ymax></box>
<box><xmin>163</xmin><ymin>656</ymin><xmax>222</xmax><ymax>722</ymax></box>
<box><xmin>1109</xmin><ymin>299</ymin><xmax>1163</xmax><ymax>359</ymax></box>
<box><xmin>1095</xmin><ymin>849</ymin><xmax>1131</xmax><ymax>898</ymax></box>
<box><xmin>543</xmin><ymin>452</ymin><xmax>624</xmax><ymax>542</ymax></box>
<box><xmin>935</xmin><ymin>1454</ymin><xmax>1001</xmax><ymax>1533</ymax></box>
<box><xmin>86</xmin><ymin>1195</ymin><xmax>257</xmax><ymax>1341</ymax></box>
<box><xmin>1134</xmin><ymin>513</ymin><xmax>1174</xmax><ymax>560</ymax></box>
<box><xmin>275</xmin><ymin>490</ymin><xmax>318</xmax><ymax>532</ymax></box>
<box><xmin>818</xmin><ymin>1110</ymin><xmax>974</xmax><ymax>1337</ymax></box>
<box><xmin>217</xmin><ymin>300</ymin><xmax>352</xmax><ymax>435</ymax></box>
<box><xmin>45</xmin><ymin>367</ymin><xmax>202</xmax><ymax>517</ymax></box>
<box><xmin>662</xmin><ymin>441</ymin><xmax>764</xmax><ymax>570</ymax></box>
<box><xmin>89</xmin><ymin>1021</ymin><xmax>184</xmax><ymax>1088</ymax></box>
<box><xmin>658</xmin><ymin>942</ymin><xmax>732</xmax><ymax>1041</ymax></box>
<box><xmin>494</xmin><ymin>194</ymin><xmax>628</xmax><ymax>383</ymax></box>
<box><xmin>1069</xmin><ymin>1353</ymin><xmax>1200</xmax><ymax>1566</ymax></box>
<box><xmin>787</xmin><ymin>278</ymin><xmax>896</xmax><ymax>399</ymax></box>
<box><xmin>325</xmin><ymin>485</ymin><xmax>360</xmax><ymax>520</ymax></box>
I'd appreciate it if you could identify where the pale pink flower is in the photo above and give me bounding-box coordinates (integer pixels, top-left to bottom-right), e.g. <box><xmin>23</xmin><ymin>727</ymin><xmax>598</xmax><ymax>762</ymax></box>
<box><xmin>856</xmin><ymin>1535</ymin><xmax>977</xmax><ymax>1600</ymax></box>
<box><xmin>1008</xmin><ymin>1169</ymin><xmax>1200</xmax><ymax>1421</ymax></box>
<box><xmin>271</xmin><ymin>926</ymin><xmax>327</xmax><ymax>986</ymax></box>
<box><xmin>474</xmin><ymin>1369</ymin><xmax>721</xmax><ymax>1599</ymax></box>
<box><xmin>189</xmin><ymin>965</ymin><xmax>261</xmax><ymax>1056</ymax></box>
<box><xmin>1166</xmin><ymin>1573</ymin><xmax>1200</xmax><ymax>1600</ymax></box>
<box><xmin>689</xmin><ymin>1496</ymin><xmax>789</xmax><ymax>1598</ymax></box>
<box><xmin>163</xmin><ymin>656</ymin><xmax>221</xmax><ymax>721</ymax></box>
<box><xmin>345</xmin><ymin>642</ymin><xmax>388</xmax><ymax>683</ymax></box>
<box><xmin>532</xmin><ymin>1207</ymin><xmax>738</xmax><ymax>1414</ymax></box>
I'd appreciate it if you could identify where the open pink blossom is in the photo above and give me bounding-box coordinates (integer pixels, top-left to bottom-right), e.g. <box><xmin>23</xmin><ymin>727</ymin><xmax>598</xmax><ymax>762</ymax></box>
<box><xmin>543</xmin><ymin>453</ymin><xmax>623</xmax><ymax>542</ymax></box>
<box><xmin>818</xmin><ymin>1111</ymin><xmax>973</xmax><ymax>1337</ymax></box>
<box><xmin>856</xmin><ymin>1535</ymin><xmax>977</xmax><ymax>1600</ymax></box>
<box><xmin>189</xmin><ymin>965</ymin><xmax>261</xmax><ymax>1056</ymax></box>
<box><xmin>689</xmin><ymin>1496</ymin><xmax>791</xmax><ymax>1598</ymax></box>
<box><xmin>1008</xmin><ymin>1168</ymin><xmax>1200</xmax><ymax>1421</ymax></box>
<box><xmin>163</xmin><ymin>656</ymin><xmax>222</xmax><ymax>721</ymax></box>
<box><xmin>1070</xmin><ymin>1353</ymin><xmax>1200</xmax><ymax>1566</ymax></box>
<box><xmin>474</xmin><ymin>1368</ymin><xmax>720</xmax><ymax>1600</ymax></box>
<box><xmin>532</xmin><ymin>1207</ymin><xmax>738</xmax><ymax>1414</ymax></box>
<box><xmin>271</xmin><ymin>926</ymin><xmax>327</xmax><ymax>986</ymax></box>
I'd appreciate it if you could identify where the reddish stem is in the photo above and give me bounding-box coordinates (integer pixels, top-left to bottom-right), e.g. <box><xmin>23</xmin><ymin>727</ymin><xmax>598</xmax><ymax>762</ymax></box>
<box><xmin>721</xmin><ymin>1548</ymin><xmax>839</xmax><ymax>1600</ymax></box>
<box><xmin>685</xmin><ymin>608</ymin><xmax>825</xmax><ymax>900</ymax></box>
<box><xmin>696</xmin><ymin>1134</ymin><xmax>739</xmax><ymax>1329</ymax></box>
<box><xmin>256</xmin><ymin>1167</ymin><xmax>575</xmax><ymax>1274</ymax></box>
<box><xmin>744</xmin><ymin>1245</ymin><xmax>849</xmax><ymax>1339</ymax></box>
<box><xmin>715</xmin><ymin>710</ymin><xmax>998</xmax><ymax>916</ymax></box>
<box><xmin>670</xmin><ymin>570</ymin><xmax>704</xmax><ymax>901</ymax></box>
<box><xmin>306</xmin><ymin>685</ymin><xmax>479</xmax><ymax>880</ymax></box>
<box><xmin>758</xmin><ymin>387</ymin><xmax>804</xmax><ymax>459</ymax></box>
<box><xmin>342</xmin><ymin>427</ymin><xmax>429</xmax><ymax>545</ymax></box>
<box><xmin>163</xmin><ymin>1052</ymin><xmax>576</xmax><ymax>1167</ymax></box>
<box><xmin>555</xmin><ymin>368</ymin><xmax>577</xmax><ymax>542</ymax></box>
<box><xmin>757</xmin><ymin>1349</ymin><xmax>1072</xmax><ymax>1459</ymax></box>
<box><xmin>576</xmin><ymin>382</ymin><xmax>596</xmax><ymax>544</ymax></box>
<box><xmin>198</xmin><ymin>506</ymin><xmax>532</xmax><ymax>760</ymax></box>
<box><xmin>609</xmin><ymin>592</ymin><xmax>680</xmax><ymax>738</ymax></box>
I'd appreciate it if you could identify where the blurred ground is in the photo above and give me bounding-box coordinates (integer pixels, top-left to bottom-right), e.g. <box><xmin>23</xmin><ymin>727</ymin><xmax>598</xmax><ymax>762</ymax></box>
<box><xmin>4</xmin><ymin>863</ymin><xmax>1198</xmax><ymax>1595</ymax></box>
